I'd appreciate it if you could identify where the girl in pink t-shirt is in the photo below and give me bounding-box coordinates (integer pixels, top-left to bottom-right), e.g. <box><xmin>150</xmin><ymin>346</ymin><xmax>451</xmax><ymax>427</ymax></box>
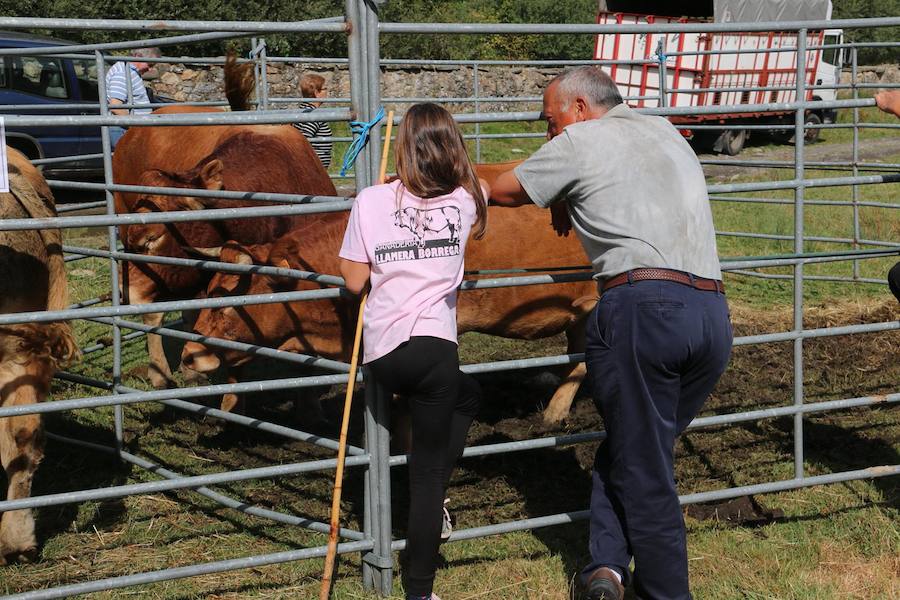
<box><xmin>339</xmin><ymin>103</ymin><xmax>487</xmax><ymax>600</ymax></box>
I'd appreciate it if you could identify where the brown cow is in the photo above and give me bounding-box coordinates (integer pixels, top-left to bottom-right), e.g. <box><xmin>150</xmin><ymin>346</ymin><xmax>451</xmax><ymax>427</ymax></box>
<box><xmin>180</xmin><ymin>163</ymin><xmax>596</xmax><ymax>422</ymax></box>
<box><xmin>1</xmin><ymin>148</ymin><xmax>79</xmax><ymax>564</ymax></box>
<box><xmin>112</xmin><ymin>57</ymin><xmax>337</xmax><ymax>389</ymax></box>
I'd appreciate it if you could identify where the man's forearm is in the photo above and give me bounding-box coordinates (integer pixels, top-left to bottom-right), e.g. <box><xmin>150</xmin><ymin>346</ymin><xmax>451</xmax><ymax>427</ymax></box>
<box><xmin>875</xmin><ymin>90</ymin><xmax>900</xmax><ymax>118</ymax></box>
<box><xmin>108</xmin><ymin>99</ymin><xmax>127</xmax><ymax>116</ymax></box>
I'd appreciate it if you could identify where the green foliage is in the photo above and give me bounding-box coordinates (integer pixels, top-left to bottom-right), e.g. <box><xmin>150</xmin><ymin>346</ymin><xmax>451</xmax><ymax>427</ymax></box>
<box><xmin>832</xmin><ymin>0</ymin><xmax>900</xmax><ymax>64</ymax></box>
<box><xmin>0</xmin><ymin>0</ymin><xmax>896</xmax><ymax>63</ymax></box>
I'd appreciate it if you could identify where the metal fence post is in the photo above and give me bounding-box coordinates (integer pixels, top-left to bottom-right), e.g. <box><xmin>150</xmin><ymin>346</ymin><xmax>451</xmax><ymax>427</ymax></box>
<box><xmin>365</xmin><ymin>0</ymin><xmax>384</xmax><ymax>186</ymax></box>
<box><xmin>361</xmin><ymin>368</ymin><xmax>379</xmax><ymax>590</ymax></box>
<box><xmin>346</xmin><ymin>0</ymin><xmax>370</xmax><ymax>191</ymax></box>
<box><xmin>259</xmin><ymin>38</ymin><xmax>269</xmax><ymax>111</ymax></box>
<box><xmin>250</xmin><ymin>37</ymin><xmax>261</xmax><ymax>110</ymax></box>
<box><xmin>348</xmin><ymin>0</ymin><xmax>375</xmax><ymax>588</ymax></box>
<box><xmin>656</xmin><ymin>38</ymin><xmax>668</xmax><ymax>108</ymax></box>
<box><xmin>474</xmin><ymin>61</ymin><xmax>482</xmax><ymax>162</ymax></box>
<box><xmin>125</xmin><ymin>59</ymin><xmax>134</xmax><ymax>109</ymax></box>
<box><xmin>361</xmin><ymin>370</ymin><xmax>394</xmax><ymax>595</ymax></box>
<box><xmin>374</xmin><ymin>374</ymin><xmax>394</xmax><ymax>596</ymax></box>
<box><xmin>361</xmin><ymin>5</ymin><xmax>393</xmax><ymax>594</ymax></box>
<box><xmin>793</xmin><ymin>30</ymin><xmax>808</xmax><ymax>479</ymax></box>
<box><xmin>94</xmin><ymin>50</ymin><xmax>125</xmax><ymax>457</ymax></box>
<box><xmin>851</xmin><ymin>47</ymin><xmax>861</xmax><ymax>280</ymax></box>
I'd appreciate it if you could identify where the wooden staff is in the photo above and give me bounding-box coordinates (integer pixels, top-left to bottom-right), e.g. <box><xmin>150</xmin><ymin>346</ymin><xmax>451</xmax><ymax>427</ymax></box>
<box><xmin>320</xmin><ymin>110</ymin><xmax>395</xmax><ymax>600</ymax></box>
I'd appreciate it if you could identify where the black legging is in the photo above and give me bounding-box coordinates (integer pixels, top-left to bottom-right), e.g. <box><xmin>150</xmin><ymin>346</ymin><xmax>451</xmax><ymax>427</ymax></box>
<box><xmin>368</xmin><ymin>336</ymin><xmax>481</xmax><ymax>597</ymax></box>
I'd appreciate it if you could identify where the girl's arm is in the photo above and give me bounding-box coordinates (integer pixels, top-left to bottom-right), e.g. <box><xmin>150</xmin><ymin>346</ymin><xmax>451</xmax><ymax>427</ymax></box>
<box><xmin>340</xmin><ymin>258</ymin><xmax>371</xmax><ymax>295</ymax></box>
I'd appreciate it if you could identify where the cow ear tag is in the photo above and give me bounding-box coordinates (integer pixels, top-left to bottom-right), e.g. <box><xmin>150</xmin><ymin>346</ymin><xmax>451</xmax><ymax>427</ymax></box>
<box><xmin>277</xmin><ymin>258</ymin><xmax>291</xmax><ymax>270</ymax></box>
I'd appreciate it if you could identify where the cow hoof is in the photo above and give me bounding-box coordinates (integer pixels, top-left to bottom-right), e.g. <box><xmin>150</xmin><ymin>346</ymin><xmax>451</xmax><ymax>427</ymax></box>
<box><xmin>1</xmin><ymin>545</ymin><xmax>38</xmax><ymax>565</ymax></box>
<box><xmin>148</xmin><ymin>369</ymin><xmax>176</xmax><ymax>390</ymax></box>
<box><xmin>220</xmin><ymin>394</ymin><xmax>242</xmax><ymax>413</ymax></box>
<box><xmin>541</xmin><ymin>406</ymin><xmax>569</xmax><ymax>426</ymax></box>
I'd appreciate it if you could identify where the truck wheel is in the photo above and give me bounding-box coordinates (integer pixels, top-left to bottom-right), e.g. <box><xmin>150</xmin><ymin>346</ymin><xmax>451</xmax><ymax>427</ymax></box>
<box><xmin>689</xmin><ymin>131</ymin><xmax>718</xmax><ymax>153</ymax></box>
<box><xmin>719</xmin><ymin>129</ymin><xmax>746</xmax><ymax>156</ymax></box>
<box><xmin>804</xmin><ymin>112</ymin><xmax>822</xmax><ymax>144</ymax></box>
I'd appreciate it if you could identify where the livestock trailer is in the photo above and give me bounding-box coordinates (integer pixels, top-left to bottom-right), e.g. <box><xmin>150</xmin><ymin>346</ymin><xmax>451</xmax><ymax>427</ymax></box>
<box><xmin>595</xmin><ymin>0</ymin><xmax>844</xmax><ymax>154</ymax></box>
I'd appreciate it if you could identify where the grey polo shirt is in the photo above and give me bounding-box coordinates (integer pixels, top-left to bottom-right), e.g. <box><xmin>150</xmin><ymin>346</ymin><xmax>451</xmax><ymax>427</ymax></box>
<box><xmin>514</xmin><ymin>103</ymin><xmax>722</xmax><ymax>282</ymax></box>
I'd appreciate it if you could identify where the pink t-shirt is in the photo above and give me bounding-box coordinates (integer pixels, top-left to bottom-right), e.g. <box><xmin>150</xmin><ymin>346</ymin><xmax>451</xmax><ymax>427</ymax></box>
<box><xmin>339</xmin><ymin>179</ymin><xmax>477</xmax><ymax>363</ymax></box>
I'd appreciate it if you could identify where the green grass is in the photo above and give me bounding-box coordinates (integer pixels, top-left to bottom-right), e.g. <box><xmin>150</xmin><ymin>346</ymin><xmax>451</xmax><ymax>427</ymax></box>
<box><xmin>2</xmin><ymin>123</ymin><xmax>898</xmax><ymax>598</ymax></box>
<box><xmin>710</xmin><ymin>147</ymin><xmax>900</xmax><ymax>308</ymax></box>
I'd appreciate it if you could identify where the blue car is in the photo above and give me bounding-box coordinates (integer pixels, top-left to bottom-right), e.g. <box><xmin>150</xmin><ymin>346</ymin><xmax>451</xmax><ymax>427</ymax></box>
<box><xmin>0</xmin><ymin>31</ymin><xmax>105</xmax><ymax>179</ymax></box>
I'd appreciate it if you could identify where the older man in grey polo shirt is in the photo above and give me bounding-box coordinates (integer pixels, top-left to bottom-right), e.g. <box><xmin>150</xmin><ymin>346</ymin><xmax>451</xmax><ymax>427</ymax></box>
<box><xmin>488</xmin><ymin>66</ymin><xmax>733</xmax><ymax>600</ymax></box>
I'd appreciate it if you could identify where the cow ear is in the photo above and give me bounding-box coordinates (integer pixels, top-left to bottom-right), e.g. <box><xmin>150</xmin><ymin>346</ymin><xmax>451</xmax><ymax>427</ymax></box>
<box><xmin>199</xmin><ymin>159</ymin><xmax>224</xmax><ymax>190</ymax></box>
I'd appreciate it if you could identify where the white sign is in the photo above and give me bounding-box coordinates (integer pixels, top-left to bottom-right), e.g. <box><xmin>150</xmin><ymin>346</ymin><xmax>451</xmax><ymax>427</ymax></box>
<box><xmin>0</xmin><ymin>117</ymin><xmax>7</xmax><ymax>193</ymax></box>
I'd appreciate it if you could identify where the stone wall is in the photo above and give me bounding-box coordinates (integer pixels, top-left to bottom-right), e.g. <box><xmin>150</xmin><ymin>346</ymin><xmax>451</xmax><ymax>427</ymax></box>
<box><xmin>148</xmin><ymin>62</ymin><xmax>559</xmax><ymax>109</ymax></box>
<box><xmin>839</xmin><ymin>64</ymin><xmax>900</xmax><ymax>85</ymax></box>
<box><xmin>147</xmin><ymin>61</ymin><xmax>900</xmax><ymax>106</ymax></box>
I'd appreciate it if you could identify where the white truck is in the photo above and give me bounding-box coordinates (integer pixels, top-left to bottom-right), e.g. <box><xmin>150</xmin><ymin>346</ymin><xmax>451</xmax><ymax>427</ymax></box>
<box><xmin>595</xmin><ymin>0</ymin><xmax>844</xmax><ymax>154</ymax></box>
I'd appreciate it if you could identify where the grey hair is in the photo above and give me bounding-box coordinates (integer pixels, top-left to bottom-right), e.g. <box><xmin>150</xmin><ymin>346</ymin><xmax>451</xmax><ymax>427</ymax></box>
<box><xmin>552</xmin><ymin>66</ymin><xmax>623</xmax><ymax>111</ymax></box>
<box><xmin>130</xmin><ymin>47</ymin><xmax>162</xmax><ymax>59</ymax></box>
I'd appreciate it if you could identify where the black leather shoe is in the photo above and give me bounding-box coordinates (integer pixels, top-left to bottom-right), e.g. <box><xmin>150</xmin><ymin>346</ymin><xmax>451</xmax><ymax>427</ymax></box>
<box><xmin>583</xmin><ymin>567</ymin><xmax>625</xmax><ymax>600</ymax></box>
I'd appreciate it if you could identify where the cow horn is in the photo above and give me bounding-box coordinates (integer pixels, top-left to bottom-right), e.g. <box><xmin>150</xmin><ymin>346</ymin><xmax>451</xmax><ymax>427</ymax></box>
<box><xmin>182</xmin><ymin>245</ymin><xmax>223</xmax><ymax>259</ymax></box>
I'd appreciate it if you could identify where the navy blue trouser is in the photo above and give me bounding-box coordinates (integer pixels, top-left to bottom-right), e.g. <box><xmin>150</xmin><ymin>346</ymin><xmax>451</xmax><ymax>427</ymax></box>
<box><xmin>581</xmin><ymin>279</ymin><xmax>732</xmax><ymax>600</ymax></box>
<box><xmin>889</xmin><ymin>261</ymin><xmax>900</xmax><ymax>302</ymax></box>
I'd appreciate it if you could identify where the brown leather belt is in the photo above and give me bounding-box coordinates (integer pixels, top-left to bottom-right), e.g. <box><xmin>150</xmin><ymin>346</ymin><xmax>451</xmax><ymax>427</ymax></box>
<box><xmin>601</xmin><ymin>268</ymin><xmax>725</xmax><ymax>294</ymax></box>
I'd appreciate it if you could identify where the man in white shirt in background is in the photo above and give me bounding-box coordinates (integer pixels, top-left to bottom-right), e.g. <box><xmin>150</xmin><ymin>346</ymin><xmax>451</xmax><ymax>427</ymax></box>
<box><xmin>105</xmin><ymin>46</ymin><xmax>161</xmax><ymax>148</ymax></box>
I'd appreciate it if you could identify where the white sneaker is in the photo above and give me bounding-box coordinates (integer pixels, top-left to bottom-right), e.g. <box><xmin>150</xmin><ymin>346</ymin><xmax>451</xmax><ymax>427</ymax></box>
<box><xmin>440</xmin><ymin>498</ymin><xmax>452</xmax><ymax>540</ymax></box>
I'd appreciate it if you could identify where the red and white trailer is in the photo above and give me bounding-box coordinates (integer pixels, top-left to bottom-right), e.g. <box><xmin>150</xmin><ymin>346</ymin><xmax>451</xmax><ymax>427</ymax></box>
<box><xmin>594</xmin><ymin>1</ymin><xmax>843</xmax><ymax>154</ymax></box>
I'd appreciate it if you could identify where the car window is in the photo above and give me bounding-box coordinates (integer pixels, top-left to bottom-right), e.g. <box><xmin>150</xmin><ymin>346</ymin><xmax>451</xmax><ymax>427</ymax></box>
<box><xmin>9</xmin><ymin>56</ymin><xmax>69</xmax><ymax>99</ymax></box>
<box><xmin>71</xmin><ymin>58</ymin><xmax>99</xmax><ymax>101</ymax></box>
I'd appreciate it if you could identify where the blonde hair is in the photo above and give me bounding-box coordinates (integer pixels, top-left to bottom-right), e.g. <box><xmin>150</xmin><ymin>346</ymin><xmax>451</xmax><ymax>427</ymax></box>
<box><xmin>394</xmin><ymin>103</ymin><xmax>487</xmax><ymax>239</ymax></box>
<box><xmin>300</xmin><ymin>73</ymin><xmax>326</xmax><ymax>98</ymax></box>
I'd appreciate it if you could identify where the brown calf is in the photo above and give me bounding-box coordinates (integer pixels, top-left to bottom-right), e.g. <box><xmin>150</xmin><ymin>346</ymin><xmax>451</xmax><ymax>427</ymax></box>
<box><xmin>1</xmin><ymin>149</ymin><xmax>78</xmax><ymax>564</ymax></box>
<box><xmin>180</xmin><ymin>164</ymin><xmax>595</xmax><ymax>422</ymax></box>
<box><xmin>114</xmin><ymin>119</ymin><xmax>336</xmax><ymax>389</ymax></box>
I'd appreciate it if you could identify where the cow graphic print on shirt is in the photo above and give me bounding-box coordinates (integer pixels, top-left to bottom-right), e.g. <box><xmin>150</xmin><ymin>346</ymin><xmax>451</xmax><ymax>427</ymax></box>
<box><xmin>375</xmin><ymin>206</ymin><xmax>462</xmax><ymax>264</ymax></box>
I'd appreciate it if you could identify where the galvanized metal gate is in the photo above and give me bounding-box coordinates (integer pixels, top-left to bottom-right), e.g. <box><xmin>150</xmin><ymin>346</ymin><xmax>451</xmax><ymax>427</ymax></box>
<box><xmin>0</xmin><ymin>4</ymin><xmax>897</xmax><ymax>597</ymax></box>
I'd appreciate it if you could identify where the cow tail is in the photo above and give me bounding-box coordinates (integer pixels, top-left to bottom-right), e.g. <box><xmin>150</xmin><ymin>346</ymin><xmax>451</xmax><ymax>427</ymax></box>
<box><xmin>7</xmin><ymin>175</ymin><xmax>81</xmax><ymax>366</ymax></box>
<box><xmin>8</xmin><ymin>174</ymin><xmax>69</xmax><ymax>313</ymax></box>
<box><xmin>45</xmin><ymin>322</ymin><xmax>80</xmax><ymax>367</ymax></box>
<box><xmin>0</xmin><ymin>323</ymin><xmax>80</xmax><ymax>368</ymax></box>
<box><xmin>224</xmin><ymin>51</ymin><xmax>255</xmax><ymax>112</ymax></box>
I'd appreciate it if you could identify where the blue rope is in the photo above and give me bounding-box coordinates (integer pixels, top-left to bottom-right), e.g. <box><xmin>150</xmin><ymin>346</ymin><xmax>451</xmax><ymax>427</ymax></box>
<box><xmin>340</xmin><ymin>106</ymin><xmax>386</xmax><ymax>177</ymax></box>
